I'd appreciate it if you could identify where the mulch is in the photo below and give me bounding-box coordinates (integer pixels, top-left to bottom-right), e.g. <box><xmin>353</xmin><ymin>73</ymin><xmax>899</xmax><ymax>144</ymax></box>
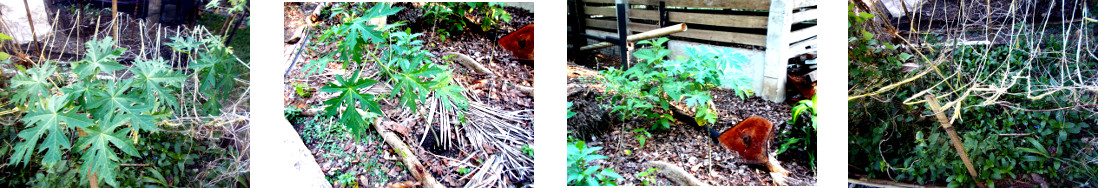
<box><xmin>283</xmin><ymin>2</ymin><xmax>534</xmax><ymax>187</ymax></box>
<box><xmin>566</xmin><ymin>60</ymin><xmax>817</xmax><ymax>186</ymax></box>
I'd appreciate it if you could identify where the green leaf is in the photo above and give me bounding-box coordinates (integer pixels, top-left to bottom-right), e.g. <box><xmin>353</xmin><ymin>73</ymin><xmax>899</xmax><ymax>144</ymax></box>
<box><xmin>303</xmin><ymin>56</ymin><xmax>333</xmax><ymax>77</ymax></box>
<box><xmin>320</xmin><ymin>71</ymin><xmax>382</xmax><ymax>139</ymax></box>
<box><xmin>130</xmin><ymin>57</ymin><xmax>186</xmax><ymax>109</ymax></box>
<box><xmin>898</xmin><ymin>53</ymin><xmax>914</xmax><ymax>61</ymax></box>
<box><xmin>10</xmin><ymin>95</ymin><xmax>94</xmax><ymax>166</ymax></box>
<box><xmin>76</xmin><ymin>114</ymin><xmax>140</xmax><ymax>187</ymax></box>
<box><xmin>10</xmin><ymin>62</ymin><xmax>56</xmax><ymax>104</ymax></box>
<box><xmin>165</xmin><ymin>36</ymin><xmax>201</xmax><ymax>53</ymax></box>
<box><xmin>73</xmin><ymin>37</ymin><xmax>126</xmax><ymax>78</ymax></box>
<box><xmin>431</xmin><ymin>70</ymin><xmax>469</xmax><ymax>114</ymax></box>
<box><xmin>88</xmin><ymin>80</ymin><xmax>143</xmax><ymax>118</ymax></box>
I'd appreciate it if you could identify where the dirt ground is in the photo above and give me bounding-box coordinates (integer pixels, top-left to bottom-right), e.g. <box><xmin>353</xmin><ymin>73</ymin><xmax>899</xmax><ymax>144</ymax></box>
<box><xmin>283</xmin><ymin>2</ymin><xmax>534</xmax><ymax>187</ymax></box>
<box><xmin>567</xmin><ymin>61</ymin><xmax>817</xmax><ymax>186</ymax></box>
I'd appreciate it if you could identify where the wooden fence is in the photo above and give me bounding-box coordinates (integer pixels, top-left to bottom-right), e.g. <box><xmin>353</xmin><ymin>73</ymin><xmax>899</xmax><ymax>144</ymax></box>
<box><xmin>569</xmin><ymin>0</ymin><xmax>819</xmax><ymax>101</ymax></box>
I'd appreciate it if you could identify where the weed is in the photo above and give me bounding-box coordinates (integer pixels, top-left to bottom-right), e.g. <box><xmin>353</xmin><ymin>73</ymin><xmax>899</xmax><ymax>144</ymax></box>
<box><xmin>421</xmin><ymin>2</ymin><xmax>512</xmax><ymax>38</ymax></box>
<box><xmin>632</xmin><ymin>128</ymin><xmax>651</xmax><ymax>147</ymax></box>
<box><xmin>521</xmin><ymin>145</ymin><xmax>535</xmax><ymax>158</ymax></box>
<box><xmin>567</xmin><ymin>137</ymin><xmax>623</xmax><ymax>186</ymax></box>
<box><xmin>778</xmin><ymin>95</ymin><xmax>816</xmax><ymax>169</ymax></box>
<box><xmin>636</xmin><ymin>167</ymin><xmax>659</xmax><ymax>186</ymax></box>
<box><xmin>848</xmin><ymin>7</ymin><xmax>1098</xmax><ymax>186</ymax></box>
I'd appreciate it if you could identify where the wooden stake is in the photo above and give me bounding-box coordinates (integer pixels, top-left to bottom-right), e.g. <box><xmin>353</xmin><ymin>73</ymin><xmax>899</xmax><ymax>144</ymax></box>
<box><xmin>113</xmin><ymin>0</ymin><xmax>119</xmax><ymax>45</ymax></box>
<box><xmin>925</xmin><ymin>94</ymin><xmax>983</xmax><ymax>188</ymax></box>
<box><xmin>21</xmin><ymin>0</ymin><xmax>39</xmax><ymax>53</ymax></box>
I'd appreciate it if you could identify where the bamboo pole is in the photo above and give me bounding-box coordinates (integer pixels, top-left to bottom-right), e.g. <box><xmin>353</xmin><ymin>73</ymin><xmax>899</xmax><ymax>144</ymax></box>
<box><xmin>579</xmin><ymin>23</ymin><xmax>687</xmax><ymax>51</ymax></box>
<box><xmin>925</xmin><ymin>94</ymin><xmax>983</xmax><ymax>188</ymax></box>
<box><xmin>22</xmin><ymin>0</ymin><xmax>39</xmax><ymax>53</ymax></box>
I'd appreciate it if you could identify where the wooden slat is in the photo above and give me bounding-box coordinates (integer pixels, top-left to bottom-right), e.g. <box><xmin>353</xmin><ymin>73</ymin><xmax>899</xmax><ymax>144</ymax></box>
<box><xmin>792</xmin><ymin>8</ymin><xmax>818</xmax><ymax>23</ymax></box>
<box><xmin>665</xmin><ymin>0</ymin><xmax>770</xmax><ymax>10</ymax></box>
<box><xmin>585</xmin><ymin>0</ymin><xmax>770</xmax><ymax>10</ymax></box>
<box><xmin>794</xmin><ymin>0</ymin><xmax>818</xmax><ymax>9</ymax></box>
<box><xmin>788</xmin><ymin>38</ymin><xmax>817</xmax><ymax>59</ymax></box>
<box><xmin>586</xmin><ymin>7</ymin><xmax>769</xmax><ymax>28</ymax></box>
<box><xmin>584</xmin><ymin>6</ymin><xmax>660</xmax><ymax>20</ymax></box>
<box><xmin>670</xmin><ymin>12</ymin><xmax>768</xmax><ymax>28</ymax></box>
<box><xmin>788</xmin><ymin>25</ymin><xmax>818</xmax><ymax>43</ymax></box>
<box><xmin>585</xmin><ymin>19</ymin><xmax>626</xmax><ymax>30</ymax></box>
<box><xmin>680</xmin><ymin>27</ymin><xmax>767</xmax><ymax>46</ymax></box>
<box><xmin>585</xmin><ymin>20</ymin><xmax>767</xmax><ymax>46</ymax></box>
<box><xmin>584</xmin><ymin>6</ymin><xmax>616</xmax><ymax>16</ymax></box>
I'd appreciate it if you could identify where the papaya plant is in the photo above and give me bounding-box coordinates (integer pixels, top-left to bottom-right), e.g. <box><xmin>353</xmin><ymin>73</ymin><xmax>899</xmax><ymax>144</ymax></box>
<box><xmin>601</xmin><ymin>37</ymin><xmax>752</xmax><ymax>130</ymax></box>
<box><xmin>166</xmin><ymin>34</ymin><xmax>245</xmax><ymax>115</ymax></box>
<box><xmin>316</xmin><ymin>3</ymin><xmax>469</xmax><ymax>143</ymax></box>
<box><xmin>7</xmin><ymin>37</ymin><xmax>187</xmax><ymax>186</ymax></box>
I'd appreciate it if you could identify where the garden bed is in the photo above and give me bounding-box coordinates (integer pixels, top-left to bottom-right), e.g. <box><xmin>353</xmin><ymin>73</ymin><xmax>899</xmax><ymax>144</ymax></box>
<box><xmin>0</xmin><ymin>4</ymin><xmax>250</xmax><ymax>187</ymax></box>
<box><xmin>566</xmin><ymin>54</ymin><xmax>817</xmax><ymax>185</ymax></box>
<box><xmin>283</xmin><ymin>2</ymin><xmax>534</xmax><ymax>187</ymax></box>
<box><xmin>849</xmin><ymin>0</ymin><xmax>1098</xmax><ymax>186</ymax></box>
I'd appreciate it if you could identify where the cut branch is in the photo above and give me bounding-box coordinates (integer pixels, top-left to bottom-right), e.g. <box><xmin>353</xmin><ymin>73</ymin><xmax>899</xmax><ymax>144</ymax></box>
<box><xmin>442</xmin><ymin>52</ymin><xmax>495</xmax><ymax>76</ymax></box>
<box><xmin>514</xmin><ymin>85</ymin><xmax>533</xmax><ymax>97</ymax></box>
<box><xmin>645</xmin><ymin>161</ymin><xmax>707</xmax><ymax>186</ymax></box>
<box><xmin>368</xmin><ymin>116</ymin><xmax>444</xmax><ymax>188</ymax></box>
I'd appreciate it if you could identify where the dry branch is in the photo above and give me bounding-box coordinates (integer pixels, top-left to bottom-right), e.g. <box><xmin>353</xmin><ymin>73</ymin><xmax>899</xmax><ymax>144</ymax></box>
<box><xmin>580</xmin><ymin>23</ymin><xmax>687</xmax><ymax>51</ymax></box>
<box><xmin>849</xmin><ymin>177</ymin><xmax>941</xmax><ymax>188</ymax></box>
<box><xmin>514</xmin><ymin>85</ymin><xmax>533</xmax><ymax>97</ymax></box>
<box><xmin>442</xmin><ymin>52</ymin><xmax>495</xmax><ymax>76</ymax></box>
<box><xmin>645</xmin><ymin>161</ymin><xmax>707</xmax><ymax>186</ymax></box>
<box><xmin>370</xmin><ymin>117</ymin><xmax>445</xmax><ymax>188</ymax></box>
<box><xmin>767</xmin><ymin>155</ymin><xmax>791</xmax><ymax>186</ymax></box>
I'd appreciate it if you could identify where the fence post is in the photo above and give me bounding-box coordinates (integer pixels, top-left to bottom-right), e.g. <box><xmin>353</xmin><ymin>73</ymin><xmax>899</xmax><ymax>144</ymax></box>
<box><xmin>658</xmin><ymin>1</ymin><xmax>668</xmax><ymax>27</ymax></box>
<box><xmin>762</xmin><ymin>0</ymin><xmax>793</xmax><ymax>102</ymax></box>
<box><xmin>615</xmin><ymin>0</ymin><xmax>630</xmax><ymax>69</ymax></box>
<box><xmin>568</xmin><ymin>0</ymin><xmax>587</xmax><ymax>59</ymax></box>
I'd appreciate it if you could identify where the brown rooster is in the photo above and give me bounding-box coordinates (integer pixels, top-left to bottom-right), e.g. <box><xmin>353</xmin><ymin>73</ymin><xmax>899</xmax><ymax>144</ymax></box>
<box><xmin>498</xmin><ymin>24</ymin><xmax>533</xmax><ymax>61</ymax></box>
<box><xmin>705</xmin><ymin>116</ymin><xmax>774</xmax><ymax>164</ymax></box>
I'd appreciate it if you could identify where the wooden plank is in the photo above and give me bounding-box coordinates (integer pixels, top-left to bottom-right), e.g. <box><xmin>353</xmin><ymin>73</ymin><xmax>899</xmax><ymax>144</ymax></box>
<box><xmin>665</xmin><ymin>0</ymin><xmax>769</xmax><ymax>10</ymax></box>
<box><xmin>669</xmin><ymin>12</ymin><xmax>768</xmax><ymax>28</ymax></box>
<box><xmin>788</xmin><ymin>38</ymin><xmax>817</xmax><ymax>59</ymax></box>
<box><xmin>788</xmin><ymin>25</ymin><xmax>818</xmax><ymax>44</ymax></box>
<box><xmin>585</xmin><ymin>19</ymin><xmax>623</xmax><ymax>30</ymax></box>
<box><xmin>680</xmin><ymin>28</ymin><xmax>767</xmax><ymax>46</ymax></box>
<box><xmin>585</xmin><ymin>0</ymin><xmax>770</xmax><ymax>10</ymax></box>
<box><xmin>584</xmin><ymin>0</ymin><xmax>660</xmax><ymax>6</ymax></box>
<box><xmin>584</xmin><ymin>6</ymin><xmax>616</xmax><ymax>17</ymax></box>
<box><xmin>584</xmin><ymin>6</ymin><xmax>660</xmax><ymax>20</ymax></box>
<box><xmin>585</xmin><ymin>8</ymin><xmax>769</xmax><ymax>28</ymax></box>
<box><xmin>792</xmin><ymin>8</ymin><xmax>818</xmax><ymax>23</ymax></box>
<box><xmin>794</xmin><ymin>0</ymin><xmax>818</xmax><ymax>9</ymax></box>
<box><xmin>585</xmin><ymin>20</ymin><xmax>767</xmax><ymax>46</ymax></box>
